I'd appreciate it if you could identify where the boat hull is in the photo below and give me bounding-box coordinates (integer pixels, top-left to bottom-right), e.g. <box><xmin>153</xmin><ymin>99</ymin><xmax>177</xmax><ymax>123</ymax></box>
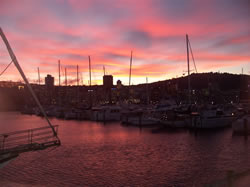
<box><xmin>160</xmin><ymin>119</ymin><xmax>187</xmax><ymax>128</ymax></box>
<box><xmin>190</xmin><ymin>116</ymin><xmax>236</xmax><ymax>129</ymax></box>
<box><xmin>232</xmin><ymin>116</ymin><xmax>250</xmax><ymax>135</ymax></box>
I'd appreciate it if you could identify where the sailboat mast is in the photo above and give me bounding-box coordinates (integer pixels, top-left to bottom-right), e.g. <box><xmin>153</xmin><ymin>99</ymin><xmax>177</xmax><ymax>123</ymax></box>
<box><xmin>38</xmin><ymin>67</ymin><xmax>40</xmax><ymax>85</ymax></box>
<box><xmin>65</xmin><ymin>67</ymin><xmax>67</xmax><ymax>86</ymax></box>
<box><xmin>58</xmin><ymin>60</ymin><xmax>61</xmax><ymax>86</ymax></box>
<box><xmin>146</xmin><ymin>77</ymin><xmax>149</xmax><ymax>105</ymax></box>
<box><xmin>77</xmin><ymin>65</ymin><xmax>79</xmax><ymax>86</ymax></box>
<box><xmin>89</xmin><ymin>56</ymin><xmax>91</xmax><ymax>87</ymax></box>
<box><xmin>0</xmin><ymin>27</ymin><xmax>58</xmax><ymax>137</ymax></box>
<box><xmin>129</xmin><ymin>51</ymin><xmax>133</xmax><ymax>86</ymax></box>
<box><xmin>81</xmin><ymin>72</ymin><xmax>83</xmax><ymax>85</ymax></box>
<box><xmin>88</xmin><ymin>56</ymin><xmax>92</xmax><ymax>107</ymax></box>
<box><xmin>186</xmin><ymin>34</ymin><xmax>191</xmax><ymax>104</ymax></box>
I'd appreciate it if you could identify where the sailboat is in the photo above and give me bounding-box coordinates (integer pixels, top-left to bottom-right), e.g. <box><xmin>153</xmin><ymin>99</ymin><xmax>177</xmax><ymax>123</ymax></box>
<box><xmin>184</xmin><ymin>35</ymin><xmax>236</xmax><ymax>129</ymax></box>
<box><xmin>155</xmin><ymin>35</ymin><xmax>194</xmax><ymax>128</ymax></box>
<box><xmin>0</xmin><ymin>27</ymin><xmax>61</xmax><ymax>168</ymax></box>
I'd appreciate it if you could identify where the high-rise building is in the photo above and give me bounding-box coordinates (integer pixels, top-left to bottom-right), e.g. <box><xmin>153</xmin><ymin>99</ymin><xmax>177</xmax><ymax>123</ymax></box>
<box><xmin>103</xmin><ymin>75</ymin><xmax>113</xmax><ymax>89</ymax></box>
<box><xmin>45</xmin><ymin>74</ymin><xmax>54</xmax><ymax>89</ymax></box>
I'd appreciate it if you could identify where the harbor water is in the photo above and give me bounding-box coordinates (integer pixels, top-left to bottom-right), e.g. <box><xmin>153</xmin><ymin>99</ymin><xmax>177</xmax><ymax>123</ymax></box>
<box><xmin>1</xmin><ymin>112</ymin><xmax>250</xmax><ymax>186</ymax></box>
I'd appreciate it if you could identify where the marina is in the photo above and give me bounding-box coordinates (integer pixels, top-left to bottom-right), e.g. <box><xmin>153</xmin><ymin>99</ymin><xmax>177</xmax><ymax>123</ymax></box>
<box><xmin>18</xmin><ymin>101</ymin><xmax>250</xmax><ymax>130</ymax></box>
<box><xmin>0</xmin><ymin>0</ymin><xmax>249</xmax><ymax>185</ymax></box>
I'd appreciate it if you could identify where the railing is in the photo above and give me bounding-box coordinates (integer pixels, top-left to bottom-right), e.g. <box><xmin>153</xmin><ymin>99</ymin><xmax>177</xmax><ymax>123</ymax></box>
<box><xmin>0</xmin><ymin>126</ymin><xmax>60</xmax><ymax>155</ymax></box>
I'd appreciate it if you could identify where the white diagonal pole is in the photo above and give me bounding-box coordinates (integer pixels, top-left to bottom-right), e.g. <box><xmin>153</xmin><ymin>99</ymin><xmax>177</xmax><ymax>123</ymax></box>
<box><xmin>0</xmin><ymin>27</ymin><xmax>59</xmax><ymax>138</ymax></box>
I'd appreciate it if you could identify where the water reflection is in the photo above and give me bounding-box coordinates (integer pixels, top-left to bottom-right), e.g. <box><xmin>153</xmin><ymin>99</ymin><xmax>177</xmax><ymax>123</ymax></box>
<box><xmin>0</xmin><ymin>112</ymin><xmax>250</xmax><ymax>186</ymax></box>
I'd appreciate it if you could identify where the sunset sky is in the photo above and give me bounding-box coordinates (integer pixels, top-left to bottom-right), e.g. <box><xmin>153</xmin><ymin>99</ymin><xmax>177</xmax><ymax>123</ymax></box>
<box><xmin>0</xmin><ymin>0</ymin><xmax>249</xmax><ymax>85</ymax></box>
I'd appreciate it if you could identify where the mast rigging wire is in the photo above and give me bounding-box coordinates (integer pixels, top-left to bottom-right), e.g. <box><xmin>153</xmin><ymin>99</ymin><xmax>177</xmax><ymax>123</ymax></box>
<box><xmin>188</xmin><ymin>39</ymin><xmax>198</xmax><ymax>73</ymax></box>
<box><xmin>0</xmin><ymin>60</ymin><xmax>13</xmax><ymax>76</ymax></box>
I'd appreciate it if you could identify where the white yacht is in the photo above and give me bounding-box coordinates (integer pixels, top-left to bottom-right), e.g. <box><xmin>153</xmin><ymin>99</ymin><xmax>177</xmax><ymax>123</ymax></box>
<box><xmin>121</xmin><ymin>107</ymin><xmax>161</xmax><ymax>127</ymax></box>
<box><xmin>189</xmin><ymin>108</ymin><xmax>236</xmax><ymax>129</ymax></box>
<box><xmin>92</xmin><ymin>105</ymin><xmax>122</xmax><ymax>122</ymax></box>
<box><xmin>159</xmin><ymin>112</ymin><xmax>189</xmax><ymax>128</ymax></box>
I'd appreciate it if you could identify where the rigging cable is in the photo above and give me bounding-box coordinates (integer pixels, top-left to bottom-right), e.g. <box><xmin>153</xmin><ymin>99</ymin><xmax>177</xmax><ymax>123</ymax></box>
<box><xmin>0</xmin><ymin>60</ymin><xmax>13</xmax><ymax>76</ymax></box>
<box><xmin>188</xmin><ymin>39</ymin><xmax>198</xmax><ymax>73</ymax></box>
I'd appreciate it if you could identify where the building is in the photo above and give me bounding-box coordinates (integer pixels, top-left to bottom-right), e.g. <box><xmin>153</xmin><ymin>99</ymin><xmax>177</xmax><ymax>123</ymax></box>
<box><xmin>103</xmin><ymin>75</ymin><xmax>113</xmax><ymax>89</ymax></box>
<box><xmin>45</xmin><ymin>74</ymin><xmax>54</xmax><ymax>90</ymax></box>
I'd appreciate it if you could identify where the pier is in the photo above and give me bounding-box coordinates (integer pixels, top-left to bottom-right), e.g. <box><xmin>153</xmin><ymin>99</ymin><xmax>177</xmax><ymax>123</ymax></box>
<box><xmin>0</xmin><ymin>125</ymin><xmax>60</xmax><ymax>158</ymax></box>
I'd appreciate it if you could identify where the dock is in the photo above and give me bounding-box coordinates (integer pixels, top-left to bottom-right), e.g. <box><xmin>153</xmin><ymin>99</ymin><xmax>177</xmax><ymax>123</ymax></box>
<box><xmin>0</xmin><ymin>125</ymin><xmax>60</xmax><ymax>160</ymax></box>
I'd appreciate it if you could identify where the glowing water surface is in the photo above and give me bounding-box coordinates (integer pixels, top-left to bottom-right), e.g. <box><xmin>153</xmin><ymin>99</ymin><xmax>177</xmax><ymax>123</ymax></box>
<box><xmin>0</xmin><ymin>112</ymin><xmax>250</xmax><ymax>186</ymax></box>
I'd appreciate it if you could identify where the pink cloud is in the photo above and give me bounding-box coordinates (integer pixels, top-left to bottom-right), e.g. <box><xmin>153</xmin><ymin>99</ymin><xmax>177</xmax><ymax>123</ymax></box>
<box><xmin>0</xmin><ymin>0</ymin><xmax>249</xmax><ymax>85</ymax></box>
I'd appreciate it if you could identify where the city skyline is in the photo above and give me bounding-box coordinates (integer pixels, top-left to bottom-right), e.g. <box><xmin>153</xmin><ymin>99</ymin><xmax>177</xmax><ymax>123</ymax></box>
<box><xmin>0</xmin><ymin>0</ymin><xmax>249</xmax><ymax>85</ymax></box>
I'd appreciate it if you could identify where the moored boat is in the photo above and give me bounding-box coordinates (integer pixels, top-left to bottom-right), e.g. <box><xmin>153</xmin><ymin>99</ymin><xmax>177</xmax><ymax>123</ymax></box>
<box><xmin>159</xmin><ymin>112</ymin><xmax>189</xmax><ymax>128</ymax></box>
<box><xmin>189</xmin><ymin>108</ymin><xmax>236</xmax><ymax>129</ymax></box>
<box><xmin>232</xmin><ymin>115</ymin><xmax>250</xmax><ymax>135</ymax></box>
<box><xmin>92</xmin><ymin>105</ymin><xmax>122</xmax><ymax>122</ymax></box>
